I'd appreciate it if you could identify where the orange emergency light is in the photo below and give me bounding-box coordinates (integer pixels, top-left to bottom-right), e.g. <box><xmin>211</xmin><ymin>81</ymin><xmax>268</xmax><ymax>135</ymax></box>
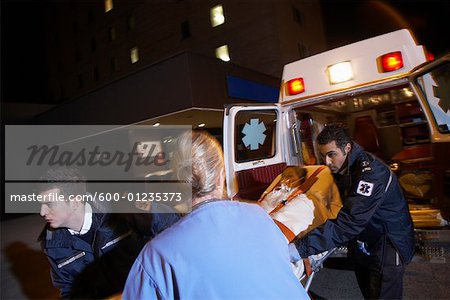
<box><xmin>378</xmin><ymin>51</ymin><xmax>404</xmax><ymax>72</ymax></box>
<box><xmin>286</xmin><ymin>78</ymin><xmax>305</xmax><ymax>95</ymax></box>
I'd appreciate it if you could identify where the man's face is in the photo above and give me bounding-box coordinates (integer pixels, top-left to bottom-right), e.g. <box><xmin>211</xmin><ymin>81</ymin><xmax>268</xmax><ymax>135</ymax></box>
<box><xmin>39</xmin><ymin>188</ymin><xmax>73</xmax><ymax>229</ymax></box>
<box><xmin>318</xmin><ymin>141</ymin><xmax>351</xmax><ymax>174</ymax></box>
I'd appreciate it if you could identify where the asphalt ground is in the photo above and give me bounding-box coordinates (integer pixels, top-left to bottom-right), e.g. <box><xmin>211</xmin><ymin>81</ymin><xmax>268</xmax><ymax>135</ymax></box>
<box><xmin>1</xmin><ymin>214</ymin><xmax>449</xmax><ymax>300</ymax></box>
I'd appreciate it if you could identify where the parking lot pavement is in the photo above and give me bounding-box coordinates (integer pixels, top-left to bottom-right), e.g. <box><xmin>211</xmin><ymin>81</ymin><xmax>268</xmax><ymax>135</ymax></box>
<box><xmin>1</xmin><ymin>215</ymin><xmax>450</xmax><ymax>299</ymax></box>
<box><xmin>1</xmin><ymin>214</ymin><xmax>58</xmax><ymax>300</ymax></box>
<box><xmin>309</xmin><ymin>229</ymin><xmax>450</xmax><ymax>299</ymax></box>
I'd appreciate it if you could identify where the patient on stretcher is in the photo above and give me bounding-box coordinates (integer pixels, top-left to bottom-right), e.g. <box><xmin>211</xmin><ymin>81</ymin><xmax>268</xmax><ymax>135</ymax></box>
<box><xmin>259</xmin><ymin>165</ymin><xmax>342</xmax><ymax>242</ymax></box>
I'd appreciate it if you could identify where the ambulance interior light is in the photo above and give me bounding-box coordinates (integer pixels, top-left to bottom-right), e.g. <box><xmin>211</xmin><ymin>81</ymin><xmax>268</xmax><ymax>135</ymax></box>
<box><xmin>327</xmin><ymin>61</ymin><xmax>354</xmax><ymax>85</ymax></box>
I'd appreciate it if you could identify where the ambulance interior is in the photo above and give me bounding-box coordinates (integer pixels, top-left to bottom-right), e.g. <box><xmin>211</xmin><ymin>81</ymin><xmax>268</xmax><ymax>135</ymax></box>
<box><xmin>293</xmin><ymin>83</ymin><xmax>443</xmax><ymax>227</ymax></box>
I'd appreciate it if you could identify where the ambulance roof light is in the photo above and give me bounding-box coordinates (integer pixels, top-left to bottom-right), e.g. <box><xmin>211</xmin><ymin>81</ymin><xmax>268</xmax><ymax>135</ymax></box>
<box><xmin>327</xmin><ymin>61</ymin><xmax>354</xmax><ymax>85</ymax></box>
<box><xmin>378</xmin><ymin>51</ymin><xmax>403</xmax><ymax>72</ymax></box>
<box><xmin>286</xmin><ymin>78</ymin><xmax>305</xmax><ymax>95</ymax></box>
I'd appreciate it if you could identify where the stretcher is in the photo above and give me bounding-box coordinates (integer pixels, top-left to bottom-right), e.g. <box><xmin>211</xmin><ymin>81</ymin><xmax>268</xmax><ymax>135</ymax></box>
<box><xmin>258</xmin><ymin>165</ymin><xmax>344</xmax><ymax>291</ymax></box>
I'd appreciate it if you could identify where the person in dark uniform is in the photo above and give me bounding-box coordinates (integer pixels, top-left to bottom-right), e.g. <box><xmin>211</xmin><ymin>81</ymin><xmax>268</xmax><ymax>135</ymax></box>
<box><xmin>37</xmin><ymin>167</ymin><xmax>180</xmax><ymax>299</ymax></box>
<box><xmin>293</xmin><ymin>124</ymin><xmax>415</xmax><ymax>299</ymax></box>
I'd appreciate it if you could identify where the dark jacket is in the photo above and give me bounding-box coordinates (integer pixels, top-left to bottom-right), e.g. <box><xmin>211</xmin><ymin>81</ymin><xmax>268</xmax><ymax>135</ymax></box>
<box><xmin>39</xmin><ymin>206</ymin><xmax>181</xmax><ymax>299</ymax></box>
<box><xmin>39</xmin><ymin>212</ymin><xmax>143</xmax><ymax>299</ymax></box>
<box><xmin>295</xmin><ymin>143</ymin><xmax>415</xmax><ymax>266</ymax></box>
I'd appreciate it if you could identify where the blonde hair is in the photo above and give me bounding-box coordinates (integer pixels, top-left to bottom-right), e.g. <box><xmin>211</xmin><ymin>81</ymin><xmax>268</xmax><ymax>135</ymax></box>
<box><xmin>173</xmin><ymin>130</ymin><xmax>225</xmax><ymax>199</ymax></box>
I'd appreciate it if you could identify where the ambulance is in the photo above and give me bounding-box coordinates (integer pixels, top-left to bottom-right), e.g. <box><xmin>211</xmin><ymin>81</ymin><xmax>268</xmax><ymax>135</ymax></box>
<box><xmin>223</xmin><ymin>29</ymin><xmax>450</xmax><ymax>226</ymax></box>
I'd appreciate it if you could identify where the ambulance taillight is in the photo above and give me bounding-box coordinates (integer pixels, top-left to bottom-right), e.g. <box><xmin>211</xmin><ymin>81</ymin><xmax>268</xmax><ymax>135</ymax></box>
<box><xmin>286</xmin><ymin>78</ymin><xmax>305</xmax><ymax>95</ymax></box>
<box><xmin>378</xmin><ymin>51</ymin><xmax>404</xmax><ymax>72</ymax></box>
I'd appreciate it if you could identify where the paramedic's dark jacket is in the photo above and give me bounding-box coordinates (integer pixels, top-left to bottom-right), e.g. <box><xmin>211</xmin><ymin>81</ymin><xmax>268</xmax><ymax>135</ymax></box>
<box><xmin>39</xmin><ymin>207</ymin><xmax>180</xmax><ymax>299</ymax></box>
<box><xmin>295</xmin><ymin>143</ymin><xmax>415</xmax><ymax>266</ymax></box>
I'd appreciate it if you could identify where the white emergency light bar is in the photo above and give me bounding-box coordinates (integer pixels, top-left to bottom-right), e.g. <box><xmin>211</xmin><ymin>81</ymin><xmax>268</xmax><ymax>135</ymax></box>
<box><xmin>280</xmin><ymin>29</ymin><xmax>427</xmax><ymax>102</ymax></box>
<box><xmin>327</xmin><ymin>61</ymin><xmax>354</xmax><ymax>84</ymax></box>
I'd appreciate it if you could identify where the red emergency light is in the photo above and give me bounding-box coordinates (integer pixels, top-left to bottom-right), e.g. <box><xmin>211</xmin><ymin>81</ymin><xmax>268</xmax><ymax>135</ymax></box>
<box><xmin>286</xmin><ymin>78</ymin><xmax>305</xmax><ymax>95</ymax></box>
<box><xmin>378</xmin><ymin>51</ymin><xmax>404</xmax><ymax>72</ymax></box>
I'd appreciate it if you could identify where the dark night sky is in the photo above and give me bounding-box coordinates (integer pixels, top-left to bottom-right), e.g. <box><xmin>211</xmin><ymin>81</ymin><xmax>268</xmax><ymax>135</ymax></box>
<box><xmin>322</xmin><ymin>0</ymin><xmax>449</xmax><ymax>56</ymax></box>
<box><xmin>1</xmin><ymin>0</ymin><xmax>449</xmax><ymax>104</ymax></box>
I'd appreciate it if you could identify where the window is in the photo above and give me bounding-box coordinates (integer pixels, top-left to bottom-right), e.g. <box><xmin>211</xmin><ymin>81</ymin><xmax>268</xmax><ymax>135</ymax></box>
<box><xmin>127</xmin><ymin>15</ymin><xmax>135</xmax><ymax>31</ymax></box>
<box><xmin>292</xmin><ymin>6</ymin><xmax>304</xmax><ymax>25</ymax></box>
<box><xmin>108</xmin><ymin>26</ymin><xmax>116</xmax><ymax>41</ymax></box>
<box><xmin>75</xmin><ymin>47</ymin><xmax>81</xmax><ymax>62</ymax></box>
<box><xmin>215</xmin><ymin>45</ymin><xmax>230</xmax><ymax>62</ymax></box>
<box><xmin>54</xmin><ymin>34</ymin><xmax>60</xmax><ymax>48</ymax></box>
<box><xmin>235</xmin><ymin>110</ymin><xmax>277</xmax><ymax>163</ymax></box>
<box><xmin>415</xmin><ymin>62</ymin><xmax>450</xmax><ymax>134</ymax></box>
<box><xmin>130</xmin><ymin>47</ymin><xmax>139</xmax><ymax>64</ymax></box>
<box><xmin>110</xmin><ymin>57</ymin><xmax>118</xmax><ymax>72</ymax></box>
<box><xmin>60</xmin><ymin>84</ymin><xmax>65</xmax><ymax>100</ymax></box>
<box><xmin>298</xmin><ymin>43</ymin><xmax>309</xmax><ymax>59</ymax></box>
<box><xmin>77</xmin><ymin>74</ymin><xmax>83</xmax><ymax>88</ymax></box>
<box><xmin>210</xmin><ymin>5</ymin><xmax>225</xmax><ymax>27</ymax></box>
<box><xmin>91</xmin><ymin>38</ymin><xmax>97</xmax><ymax>52</ymax></box>
<box><xmin>93</xmin><ymin>66</ymin><xmax>99</xmax><ymax>81</ymax></box>
<box><xmin>104</xmin><ymin>0</ymin><xmax>113</xmax><ymax>13</ymax></box>
<box><xmin>88</xmin><ymin>8</ymin><xmax>94</xmax><ymax>23</ymax></box>
<box><xmin>73</xmin><ymin>20</ymin><xmax>78</xmax><ymax>36</ymax></box>
<box><xmin>181</xmin><ymin>20</ymin><xmax>190</xmax><ymax>39</ymax></box>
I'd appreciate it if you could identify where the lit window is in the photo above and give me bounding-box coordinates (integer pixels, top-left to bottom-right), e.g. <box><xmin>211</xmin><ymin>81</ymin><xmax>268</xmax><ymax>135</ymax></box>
<box><xmin>130</xmin><ymin>47</ymin><xmax>139</xmax><ymax>64</ymax></box>
<box><xmin>104</xmin><ymin>0</ymin><xmax>113</xmax><ymax>13</ymax></box>
<box><xmin>210</xmin><ymin>5</ymin><xmax>225</xmax><ymax>27</ymax></box>
<box><xmin>215</xmin><ymin>45</ymin><xmax>230</xmax><ymax>62</ymax></box>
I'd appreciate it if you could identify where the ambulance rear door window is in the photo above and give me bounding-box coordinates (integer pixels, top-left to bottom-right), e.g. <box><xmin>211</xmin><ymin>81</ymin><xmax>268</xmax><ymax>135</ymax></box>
<box><xmin>235</xmin><ymin>110</ymin><xmax>277</xmax><ymax>163</ymax></box>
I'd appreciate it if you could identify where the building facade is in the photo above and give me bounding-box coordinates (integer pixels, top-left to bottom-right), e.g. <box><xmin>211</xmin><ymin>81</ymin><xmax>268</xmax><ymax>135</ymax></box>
<box><xmin>45</xmin><ymin>0</ymin><xmax>326</xmax><ymax>103</ymax></box>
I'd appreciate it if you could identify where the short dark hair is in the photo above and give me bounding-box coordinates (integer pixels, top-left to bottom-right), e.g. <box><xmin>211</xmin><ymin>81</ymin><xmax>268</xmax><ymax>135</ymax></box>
<box><xmin>316</xmin><ymin>123</ymin><xmax>351</xmax><ymax>152</ymax></box>
<box><xmin>38</xmin><ymin>167</ymin><xmax>86</xmax><ymax>199</ymax></box>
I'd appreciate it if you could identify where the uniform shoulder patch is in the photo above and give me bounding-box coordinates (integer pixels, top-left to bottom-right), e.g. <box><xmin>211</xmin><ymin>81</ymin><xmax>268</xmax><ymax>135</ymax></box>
<box><xmin>360</xmin><ymin>160</ymin><xmax>372</xmax><ymax>173</ymax></box>
<box><xmin>356</xmin><ymin>180</ymin><xmax>374</xmax><ymax>196</ymax></box>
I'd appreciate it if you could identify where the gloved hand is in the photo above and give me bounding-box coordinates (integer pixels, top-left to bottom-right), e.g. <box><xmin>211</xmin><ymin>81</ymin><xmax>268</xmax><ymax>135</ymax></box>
<box><xmin>288</xmin><ymin>243</ymin><xmax>304</xmax><ymax>279</ymax></box>
<box><xmin>288</xmin><ymin>243</ymin><xmax>301</xmax><ymax>262</ymax></box>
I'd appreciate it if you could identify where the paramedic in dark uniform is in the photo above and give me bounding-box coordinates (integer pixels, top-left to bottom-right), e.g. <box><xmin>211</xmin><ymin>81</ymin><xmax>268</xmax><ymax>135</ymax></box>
<box><xmin>294</xmin><ymin>124</ymin><xmax>415</xmax><ymax>299</ymax></box>
<box><xmin>37</xmin><ymin>167</ymin><xmax>180</xmax><ymax>299</ymax></box>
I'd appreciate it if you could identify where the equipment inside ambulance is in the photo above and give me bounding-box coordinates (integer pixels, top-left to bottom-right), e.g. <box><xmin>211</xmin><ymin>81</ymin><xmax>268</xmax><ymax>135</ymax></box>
<box><xmin>224</xmin><ymin>29</ymin><xmax>450</xmax><ymax>228</ymax></box>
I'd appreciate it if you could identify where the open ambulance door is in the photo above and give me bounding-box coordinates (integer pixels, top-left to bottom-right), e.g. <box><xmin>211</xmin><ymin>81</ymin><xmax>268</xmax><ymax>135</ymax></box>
<box><xmin>223</xmin><ymin>105</ymin><xmax>300</xmax><ymax>201</ymax></box>
<box><xmin>409</xmin><ymin>53</ymin><xmax>450</xmax><ymax>219</ymax></box>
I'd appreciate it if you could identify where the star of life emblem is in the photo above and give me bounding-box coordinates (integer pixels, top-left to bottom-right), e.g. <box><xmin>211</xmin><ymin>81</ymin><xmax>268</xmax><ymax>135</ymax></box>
<box><xmin>242</xmin><ymin>118</ymin><xmax>266</xmax><ymax>150</ymax></box>
<box><xmin>356</xmin><ymin>180</ymin><xmax>374</xmax><ymax>196</ymax></box>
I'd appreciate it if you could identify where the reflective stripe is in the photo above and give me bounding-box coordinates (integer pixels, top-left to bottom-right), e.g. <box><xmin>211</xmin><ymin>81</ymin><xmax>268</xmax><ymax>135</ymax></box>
<box><xmin>101</xmin><ymin>230</ymin><xmax>132</xmax><ymax>250</ymax></box>
<box><xmin>57</xmin><ymin>251</ymin><xmax>86</xmax><ymax>269</ymax></box>
<box><xmin>385</xmin><ymin>173</ymin><xmax>393</xmax><ymax>192</ymax></box>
